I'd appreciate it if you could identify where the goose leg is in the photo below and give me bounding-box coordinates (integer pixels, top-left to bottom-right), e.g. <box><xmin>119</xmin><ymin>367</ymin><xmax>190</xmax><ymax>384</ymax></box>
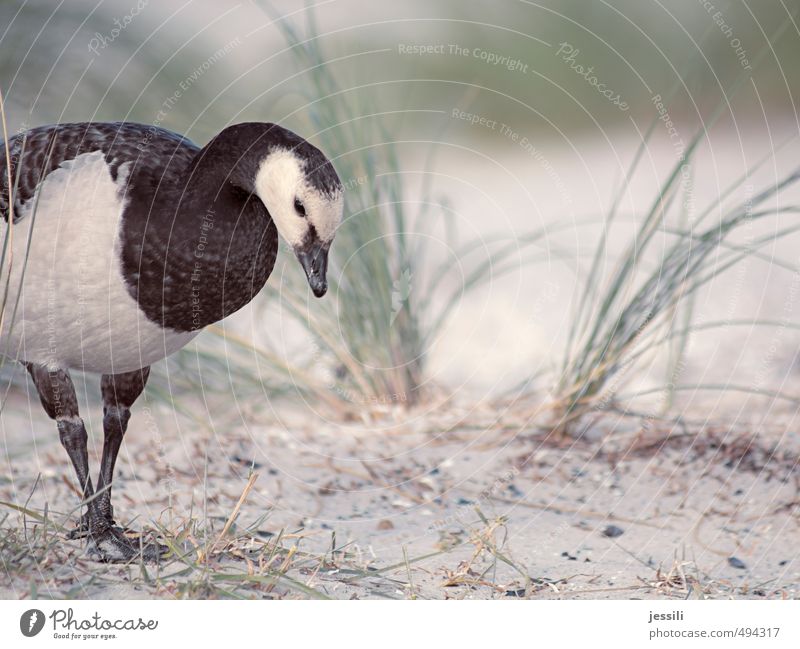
<box><xmin>96</xmin><ymin>367</ymin><xmax>150</xmax><ymax>524</ymax></box>
<box><xmin>26</xmin><ymin>363</ymin><xmax>163</xmax><ymax>563</ymax></box>
<box><xmin>67</xmin><ymin>367</ymin><xmax>151</xmax><ymax>537</ymax></box>
<box><xmin>91</xmin><ymin>366</ymin><xmax>165</xmax><ymax>562</ymax></box>
<box><xmin>26</xmin><ymin>363</ymin><xmax>94</xmax><ymax>496</ymax></box>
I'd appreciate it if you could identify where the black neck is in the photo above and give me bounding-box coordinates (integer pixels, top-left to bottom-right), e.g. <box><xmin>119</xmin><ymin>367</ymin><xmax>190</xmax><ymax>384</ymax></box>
<box><xmin>120</xmin><ymin>124</ymin><xmax>285</xmax><ymax>332</ymax></box>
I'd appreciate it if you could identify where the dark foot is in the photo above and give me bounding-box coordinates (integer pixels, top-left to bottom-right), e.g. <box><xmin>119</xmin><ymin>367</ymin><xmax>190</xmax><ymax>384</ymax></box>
<box><xmin>66</xmin><ymin>512</ymin><xmax>124</xmax><ymax>540</ymax></box>
<box><xmin>85</xmin><ymin>527</ymin><xmax>168</xmax><ymax>563</ymax></box>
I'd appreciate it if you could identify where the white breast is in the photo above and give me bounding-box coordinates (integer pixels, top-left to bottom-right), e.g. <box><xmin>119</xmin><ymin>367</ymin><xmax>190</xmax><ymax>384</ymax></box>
<box><xmin>0</xmin><ymin>150</ymin><xmax>198</xmax><ymax>374</ymax></box>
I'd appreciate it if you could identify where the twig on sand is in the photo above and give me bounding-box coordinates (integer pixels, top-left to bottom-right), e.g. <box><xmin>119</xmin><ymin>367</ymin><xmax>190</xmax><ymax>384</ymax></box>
<box><xmin>483</xmin><ymin>494</ymin><xmax>668</xmax><ymax>530</ymax></box>
<box><xmin>211</xmin><ymin>473</ymin><xmax>259</xmax><ymax>554</ymax></box>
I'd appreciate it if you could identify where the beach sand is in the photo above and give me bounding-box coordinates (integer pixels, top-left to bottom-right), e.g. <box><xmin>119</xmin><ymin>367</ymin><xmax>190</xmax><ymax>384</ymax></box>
<box><xmin>1</xmin><ymin>383</ymin><xmax>797</xmax><ymax>600</ymax></box>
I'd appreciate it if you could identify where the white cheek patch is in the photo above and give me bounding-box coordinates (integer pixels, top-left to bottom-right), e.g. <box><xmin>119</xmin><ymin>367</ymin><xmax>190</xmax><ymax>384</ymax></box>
<box><xmin>254</xmin><ymin>150</ymin><xmax>308</xmax><ymax>248</ymax></box>
<box><xmin>307</xmin><ymin>190</ymin><xmax>343</xmax><ymax>244</ymax></box>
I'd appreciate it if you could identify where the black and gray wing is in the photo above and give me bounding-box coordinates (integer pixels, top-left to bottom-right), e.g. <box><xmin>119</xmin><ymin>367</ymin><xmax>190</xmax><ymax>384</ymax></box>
<box><xmin>0</xmin><ymin>121</ymin><xmax>200</xmax><ymax>222</ymax></box>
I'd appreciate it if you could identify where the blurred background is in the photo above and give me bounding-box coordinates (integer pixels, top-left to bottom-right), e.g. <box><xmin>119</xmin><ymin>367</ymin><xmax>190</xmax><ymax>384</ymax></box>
<box><xmin>2</xmin><ymin>0</ymin><xmax>800</xmax><ymax>601</ymax></box>
<box><xmin>2</xmin><ymin>0</ymin><xmax>800</xmax><ymax>420</ymax></box>
<box><xmin>3</xmin><ymin>1</ymin><xmax>798</xmax><ymax>135</ymax></box>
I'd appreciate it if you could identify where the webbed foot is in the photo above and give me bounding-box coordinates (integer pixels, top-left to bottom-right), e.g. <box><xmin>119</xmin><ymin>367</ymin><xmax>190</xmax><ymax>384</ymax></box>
<box><xmin>66</xmin><ymin>512</ymin><xmax>123</xmax><ymax>540</ymax></box>
<box><xmin>84</xmin><ymin>526</ymin><xmax>167</xmax><ymax>563</ymax></box>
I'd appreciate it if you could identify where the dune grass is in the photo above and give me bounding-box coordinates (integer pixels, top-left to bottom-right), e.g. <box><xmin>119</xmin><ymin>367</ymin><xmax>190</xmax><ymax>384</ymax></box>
<box><xmin>552</xmin><ymin>17</ymin><xmax>800</xmax><ymax>435</ymax></box>
<box><xmin>163</xmin><ymin>6</ymin><xmax>548</xmax><ymax>414</ymax></box>
<box><xmin>555</xmin><ymin>156</ymin><xmax>800</xmax><ymax>434</ymax></box>
<box><xmin>170</xmin><ymin>7</ymin><xmax>800</xmax><ymax>429</ymax></box>
<box><xmin>2</xmin><ymin>1</ymin><xmax>800</xmax><ymax>605</ymax></box>
<box><xmin>2</xmin><ymin>6</ymin><xmax>800</xmax><ymax>426</ymax></box>
<box><xmin>3</xmin><ymin>6</ymin><xmax>799</xmax><ymax>427</ymax></box>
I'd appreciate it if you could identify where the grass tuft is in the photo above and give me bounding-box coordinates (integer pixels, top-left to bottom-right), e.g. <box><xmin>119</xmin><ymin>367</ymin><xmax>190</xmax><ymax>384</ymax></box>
<box><xmin>552</xmin><ymin>15</ymin><xmax>800</xmax><ymax>435</ymax></box>
<box><xmin>162</xmin><ymin>5</ymin><xmax>546</xmax><ymax>414</ymax></box>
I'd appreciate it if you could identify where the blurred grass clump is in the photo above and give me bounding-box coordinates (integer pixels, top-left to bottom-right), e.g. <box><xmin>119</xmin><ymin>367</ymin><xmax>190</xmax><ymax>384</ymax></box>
<box><xmin>552</xmin><ymin>17</ymin><xmax>800</xmax><ymax>435</ymax></box>
<box><xmin>2</xmin><ymin>1</ymin><xmax>800</xmax><ymax>427</ymax></box>
<box><xmin>212</xmin><ymin>8</ymin><xmax>535</xmax><ymax>412</ymax></box>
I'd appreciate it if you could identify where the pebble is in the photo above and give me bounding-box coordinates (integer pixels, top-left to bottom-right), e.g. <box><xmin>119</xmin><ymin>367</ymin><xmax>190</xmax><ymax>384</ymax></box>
<box><xmin>231</xmin><ymin>455</ymin><xmax>263</xmax><ymax>469</ymax></box>
<box><xmin>507</xmin><ymin>483</ymin><xmax>524</xmax><ymax>498</ymax></box>
<box><xmin>728</xmin><ymin>556</ymin><xmax>747</xmax><ymax>570</ymax></box>
<box><xmin>602</xmin><ymin>525</ymin><xmax>625</xmax><ymax>538</ymax></box>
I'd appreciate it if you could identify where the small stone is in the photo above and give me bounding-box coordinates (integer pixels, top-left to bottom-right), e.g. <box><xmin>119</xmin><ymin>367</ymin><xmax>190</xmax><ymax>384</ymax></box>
<box><xmin>728</xmin><ymin>556</ymin><xmax>747</xmax><ymax>570</ymax></box>
<box><xmin>602</xmin><ymin>525</ymin><xmax>624</xmax><ymax>538</ymax></box>
<box><xmin>507</xmin><ymin>483</ymin><xmax>524</xmax><ymax>498</ymax></box>
<box><xmin>318</xmin><ymin>483</ymin><xmax>336</xmax><ymax>495</ymax></box>
<box><xmin>232</xmin><ymin>455</ymin><xmax>263</xmax><ymax>469</ymax></box>
<box><xmin>377</xmin><ymin>519</ymin><xmax>394</xmax><ymax>530</ymax></box>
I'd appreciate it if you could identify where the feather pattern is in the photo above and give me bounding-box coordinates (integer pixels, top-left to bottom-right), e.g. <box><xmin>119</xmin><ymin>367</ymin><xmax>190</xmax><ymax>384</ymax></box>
<box><xmin>0</xmin><ymin>120</ymin><xmax>341</xmax><ymax>373</ymax></box>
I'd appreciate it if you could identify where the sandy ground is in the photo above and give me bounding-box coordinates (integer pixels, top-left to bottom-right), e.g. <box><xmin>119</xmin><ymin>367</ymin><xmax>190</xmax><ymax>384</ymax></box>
<box><xmin>1</xmin><ymin>382</ymin><xmax>798</xmax><ymax>600</ymax></box>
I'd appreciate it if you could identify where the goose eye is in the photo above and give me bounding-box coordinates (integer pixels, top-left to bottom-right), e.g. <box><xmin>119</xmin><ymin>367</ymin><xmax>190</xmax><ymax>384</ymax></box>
<box><xmin>294</xmin><ymin>198</ymin><xmax>306</xmax><ymax>217</ymax></box>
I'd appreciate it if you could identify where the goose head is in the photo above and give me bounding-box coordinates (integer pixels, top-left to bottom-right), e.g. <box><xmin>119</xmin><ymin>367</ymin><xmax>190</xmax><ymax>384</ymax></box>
<box><xmin>253</xmin><ymin>144</ymin><xmax>343</xmax><ymax>297</ymax></box>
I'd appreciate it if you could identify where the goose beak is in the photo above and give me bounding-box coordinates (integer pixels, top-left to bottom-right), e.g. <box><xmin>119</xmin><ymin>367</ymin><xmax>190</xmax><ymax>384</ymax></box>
<box><xmin>296</xmin><ymin>240</ymin><xmax>329</xmax><ymax>298</ymax></box>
